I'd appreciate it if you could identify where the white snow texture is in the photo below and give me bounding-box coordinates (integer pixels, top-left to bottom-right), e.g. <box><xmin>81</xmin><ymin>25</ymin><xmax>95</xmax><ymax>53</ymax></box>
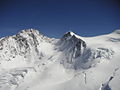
<box><xmin>0</xmin><ymin>29</ymin><xmax>120</xmax><ymax>90</ymax></box>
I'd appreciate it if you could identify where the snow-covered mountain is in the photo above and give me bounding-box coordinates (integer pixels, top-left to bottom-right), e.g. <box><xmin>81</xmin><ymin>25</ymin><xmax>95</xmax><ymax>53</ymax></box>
<box><xmin>0</xmin><ymin>29</ymin><xmax>120</xmax><ymax>90</ymax></box>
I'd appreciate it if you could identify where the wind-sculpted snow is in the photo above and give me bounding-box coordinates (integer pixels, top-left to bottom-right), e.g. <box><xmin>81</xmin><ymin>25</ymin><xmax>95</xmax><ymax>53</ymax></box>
<box><xmin>0</xmin><ymin>29</ymin><xmax>120</xmax><ymax>90</ymax></box>
<box><xmin>77</xmin><ymin>47</ymin><xmax>115</xmax><ymax>69</ymax></box>
<box><xmin>0</xmin><ymin>67</ymin><xmax>36</xmax><ymax>90</ymax></box>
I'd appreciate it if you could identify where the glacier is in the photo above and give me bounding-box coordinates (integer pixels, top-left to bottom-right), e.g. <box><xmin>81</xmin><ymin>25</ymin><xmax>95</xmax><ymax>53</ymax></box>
<box><xmin>0</xmin><ymin>29</ymin><xmax>120</xmax><ymax>90</ymax></box>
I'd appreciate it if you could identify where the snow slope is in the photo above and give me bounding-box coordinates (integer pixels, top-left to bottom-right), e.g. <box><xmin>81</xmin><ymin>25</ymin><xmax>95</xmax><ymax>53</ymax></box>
<box><xmin>0</xmin><ymin>29</ymin><xmax>120</xmax><ymax>90</ymax></box>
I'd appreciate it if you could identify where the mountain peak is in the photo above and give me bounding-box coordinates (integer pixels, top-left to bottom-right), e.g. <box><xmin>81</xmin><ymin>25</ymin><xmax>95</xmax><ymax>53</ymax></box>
<box><xmin>18</xmin><ymin>29</ymin><xmax>42</xmax><ymax>36</ymax></box>
<box><xmin>17</xmin><ymin>29</ymin><xmax>44</xmax><ymax>39</ymax></box>
<box><xmin>62</xmin><ymin>31</ymin><xmax>76</xmax><ymax>39</ymax></box>
<box><xmin>65</xmin><ymin>31</ymin><xmax>75</xmax><ymax>36</ymax></box>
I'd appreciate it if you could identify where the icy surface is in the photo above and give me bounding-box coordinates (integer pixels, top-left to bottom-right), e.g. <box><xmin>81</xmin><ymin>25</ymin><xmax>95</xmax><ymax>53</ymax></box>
<box><xmin>0</xmin><ymin>29</ymin><xmax>120</xmax><ymax>90</ymax></box>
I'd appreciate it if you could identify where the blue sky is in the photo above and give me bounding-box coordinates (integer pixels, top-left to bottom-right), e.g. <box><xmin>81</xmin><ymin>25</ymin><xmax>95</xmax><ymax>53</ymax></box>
<box><xmin>0</xmin><ymin>0</ymin><xmax>120</xmax><ymax>38</ymax></box>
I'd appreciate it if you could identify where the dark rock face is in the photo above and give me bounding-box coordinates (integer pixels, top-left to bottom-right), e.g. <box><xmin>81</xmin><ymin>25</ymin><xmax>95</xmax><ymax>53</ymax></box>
<box><xmin>60</xmin><ymin>32</ymin><xmax>87</xmax><ymax>58</ymax></box>
<box><xmin>59</xmin><ymin>32</ymin><xmax>87</xmax><ymax>69</ymax></box>
<box><xmin>62</xmin><ymin>32</ymin><xmax>72</xmax><ymax>40</ymax></box>
<box><xmin>73</xmin><ymin>36</ymin><xmax>86</xmax><ymax>58</ymax></box>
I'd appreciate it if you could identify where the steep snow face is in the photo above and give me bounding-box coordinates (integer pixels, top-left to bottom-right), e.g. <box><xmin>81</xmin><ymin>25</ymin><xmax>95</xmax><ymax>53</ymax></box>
<box><xmin>57</xmin><ymin>31</ymin><xmax>87</xmax><ymax>69</ymax></box>
<box><xmin>0</xmin><ymin>29</ymin><xmax>120</xmax><ymax>90</ymax></box>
